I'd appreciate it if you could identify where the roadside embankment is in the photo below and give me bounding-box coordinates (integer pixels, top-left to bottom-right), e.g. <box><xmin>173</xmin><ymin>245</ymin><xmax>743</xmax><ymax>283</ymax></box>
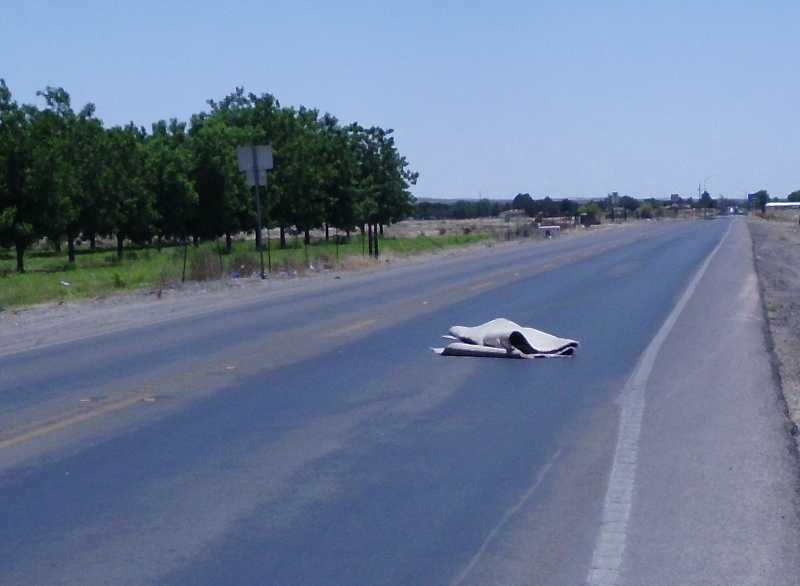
<box><xmin>748</xmin><ymin>218</ymin><xmax>800</xmax><ymax>434</ymax></box>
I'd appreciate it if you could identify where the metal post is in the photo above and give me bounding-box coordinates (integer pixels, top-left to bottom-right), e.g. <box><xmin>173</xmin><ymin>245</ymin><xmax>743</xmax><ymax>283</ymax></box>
<box><xmin>251</xmin><ymin>146</ymin><xmax>265</xmax><ymax>279</ymax></box>
<box><xmin>181</xmin><ymin>238</ymin><xmax>188</xmax><ymax>282</ymax></box>
<box><xmin>264</xmin><ymin>174</ymin><xmax>271</xmax><ymax>274</ymax></box>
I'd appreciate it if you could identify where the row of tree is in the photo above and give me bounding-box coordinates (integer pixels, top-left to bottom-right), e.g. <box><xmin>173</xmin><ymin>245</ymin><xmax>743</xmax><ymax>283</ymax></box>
<box><xmin>0</xmin><ymin>82</ymin><xmax>418</xmax><ymax>272</ymax></box>
<box><xmin>749</xmin><ymin>189</ymin><xmax>800</xmax><ymax>212</ymax></box>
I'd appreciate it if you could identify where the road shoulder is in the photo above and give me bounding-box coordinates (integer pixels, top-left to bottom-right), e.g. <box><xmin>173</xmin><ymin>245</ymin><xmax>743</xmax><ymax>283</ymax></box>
<box><xmin>622</xmin><ymin>219</ymin><xmax>800</xmax><ymax>585</ymax></box>
<box><xmin>748</xmin><ymin>218</ymin><xmax>800</xmax><ymax>439</ymax></box>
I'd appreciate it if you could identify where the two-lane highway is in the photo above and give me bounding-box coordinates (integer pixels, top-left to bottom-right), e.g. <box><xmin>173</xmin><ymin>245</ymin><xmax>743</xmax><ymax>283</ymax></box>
<box><xmin>1</xmin><ymin>219</ymin><xmax>797</xmax><ymax>585</ymax></box>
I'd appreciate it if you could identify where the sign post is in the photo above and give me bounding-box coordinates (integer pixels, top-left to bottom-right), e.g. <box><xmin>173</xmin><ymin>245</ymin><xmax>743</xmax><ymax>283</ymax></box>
<box><xmin>237</xmin><ymin>145</ymin><xmax>273</xmax><ymax>279</ymax></box>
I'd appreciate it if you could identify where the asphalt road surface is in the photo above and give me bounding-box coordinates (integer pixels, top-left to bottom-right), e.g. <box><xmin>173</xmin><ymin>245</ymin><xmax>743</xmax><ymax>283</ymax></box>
<box><xmin>2</xmin><ymin>219</ymin><xmax>798</xmax><ymax>585</ymax></box>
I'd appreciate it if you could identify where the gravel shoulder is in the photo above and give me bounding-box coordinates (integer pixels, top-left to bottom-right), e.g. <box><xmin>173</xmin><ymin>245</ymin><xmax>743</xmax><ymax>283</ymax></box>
<box><xmin>748</xmin><ymin>218</ymin><xmax>800</xmax><ymax>433</ymax></box>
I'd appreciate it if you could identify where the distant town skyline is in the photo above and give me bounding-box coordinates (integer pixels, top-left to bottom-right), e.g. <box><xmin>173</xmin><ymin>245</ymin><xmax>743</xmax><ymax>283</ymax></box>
<box><xmin>3</xmin><ymin>0</ymin><xmax>798</xmax><ymax>200</ymax></box>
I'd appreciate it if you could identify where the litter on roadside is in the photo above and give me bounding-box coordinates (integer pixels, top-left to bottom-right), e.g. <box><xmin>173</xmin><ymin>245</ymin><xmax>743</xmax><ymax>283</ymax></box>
<box><xmin>432</xmin><ymin>318</ymin><xmax>579</xmax><ymax>359</ymax></box>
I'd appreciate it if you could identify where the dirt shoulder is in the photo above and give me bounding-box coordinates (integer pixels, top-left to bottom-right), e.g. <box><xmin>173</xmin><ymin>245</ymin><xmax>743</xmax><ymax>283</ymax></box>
<box><xmin>748</xmin><ymin>218</ymin><xmax>800</xmax><ymax>433</ymax></box>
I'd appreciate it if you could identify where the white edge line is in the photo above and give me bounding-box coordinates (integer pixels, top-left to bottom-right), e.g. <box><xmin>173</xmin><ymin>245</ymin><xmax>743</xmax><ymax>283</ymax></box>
<box><xmin>585</xmin><ymin>220</ymin><xmax>734</xmax><ymax>586</ymax></box>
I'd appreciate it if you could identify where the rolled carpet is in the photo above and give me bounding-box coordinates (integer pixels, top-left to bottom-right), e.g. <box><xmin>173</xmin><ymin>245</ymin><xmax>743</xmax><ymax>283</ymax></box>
<box><xmin>432</xmin><ymin>318</ymin><xmax>579</xmax><ymax>359</ymax></box>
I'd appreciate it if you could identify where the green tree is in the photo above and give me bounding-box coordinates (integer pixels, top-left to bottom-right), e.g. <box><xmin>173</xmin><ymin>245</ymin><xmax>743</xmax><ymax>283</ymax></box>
<box><xmin>285</xmin><ymin>107</ymin><xmax>327</xmax><ymax>245</ymax></box>
<box><xmin>578</xmin><ymin>202</ymin><xmax>603</xmax><ymax>225</ymax></box>
<box><xmin>145</xmin><ymin>119</ymin><xmax>198</xmax><ymax>245</ymax></box>
<box><xmin>698</xmin><ymin>190</ymin><xmax>714</xmax><ymax>210</ymax></box>
<box><xmin>102</xmin><ymin>124</ymin><xmax>156</xmax><ymax>258</ymax></box>
<box><xmin>0</xmin><ymin>80</ymin><xmax>38</xmax><ymax>272</ymax></box>
<box><xmin>750</xmin><ymin>190</ymin><xmax>769</xmax><ymax>213</ymax></box>
<box><xmin>560</xmin><ymin>198</ymin><xmax>579</xmax><ymax>216</ymax></box>
<box><xmin>189</xmin><ymin>112</ymin><xmax>251</xmax><ymax>250</ymax></box>
<box><xmin>512</xmin><ymin>193</ymin><xmax>533</xmax><ymax>214</ymax></box>
<box><xmin>787</xmin><ymin>190</ymin><xmax>800</xmax><ymax>202</ymax></box>
<box><xmin>27</xmin><ymin>87</ymin><xmax>104</xmax><ymax>263</ymax></box>
<box><xmin>74</xmin><ymin>106</ymin><xmax>110</xmax><ymax>251</ymax></box>
<box><xmin>639</xmin><ymin>202</ymin><xmax>655</xmax><ymax>219</ymax></box>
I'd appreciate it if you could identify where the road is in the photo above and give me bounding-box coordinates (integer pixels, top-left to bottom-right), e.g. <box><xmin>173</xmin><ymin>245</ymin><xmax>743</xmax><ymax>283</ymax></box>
<box><xmin>1</xmin><ymin>219</ymin><xmax>798</xmax><ymax>585</ymax></box>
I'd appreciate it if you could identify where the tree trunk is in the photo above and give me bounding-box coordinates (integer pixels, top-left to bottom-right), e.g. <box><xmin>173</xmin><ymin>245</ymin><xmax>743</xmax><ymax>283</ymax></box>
<box><xmin>15</xmin><ymin>241</ymin><xmax>25</xmax><ymax>273</ymax></box>
<box><xmin>379</xmin><ymin>223</ymin><xmax>384</xmax><ymax>236</ymax></box>
<box><xmin>279</xmin><ymin>225</ymin><xmax>286</xmax><ymax>249</ymax></box>
<box><xmin>255</xmin><ymin>226</ymin><xmax>262</xmax><ymax>251</ymax></box>
<box><xmin>325</xmin><ymin>223</ymin><xmax>329</xmax><ymax>241</ymax></box>
<box><xmin>368</xmin><ymin>223</ymin><xmax>373</xmax><ymax>256</ymax></box>
<box><xmin>192</xmin><ymin>235</ymin><xmax>199</xmax><ymax>247</ymax></box>
<box><xmin>89</xmin><ymin>233</ymin><xmax>96</xmax><ymax>251</ymax></box>
<box><xmin>116</xmin><ymin>233</ymin><xmax>124</xmax><ymax>260</ymax></box>
<box><xmin>304</xmin><ymin>228</ymin><xmax>310</xmax><ymax>246</ymax></box>
<box><xmin>374</xmin><ymin>223</ymin><xmax>380</xmax><ymax>258</ymax></box>
<box><xmin>225</xmin><ymin>232</ymin><xmax>232</xmax><ymax>253</ymax></box>
<box><xmin>67</xmin><ymin>232</ymin><xmax>76</xmax><ymax>264</ymax></box>
<box><xmin>346</xmin><ymin>229</ymin><xmax>350</xmax><ymax>241</ymax></box>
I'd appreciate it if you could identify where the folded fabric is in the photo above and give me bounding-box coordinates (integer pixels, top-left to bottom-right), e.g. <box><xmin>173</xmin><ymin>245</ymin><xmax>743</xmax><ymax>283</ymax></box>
<box><xmin>432</xmin><ymin>318</ymin><xmax>579</xmax><ymax>359</ymax></box>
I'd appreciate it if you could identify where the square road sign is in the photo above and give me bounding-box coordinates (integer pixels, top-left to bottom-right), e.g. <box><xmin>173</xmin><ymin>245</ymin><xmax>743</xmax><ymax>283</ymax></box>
<box><xmin>236</xmin><ymin>145</ymin><xmax>273</xmax><ymax>172</ymax></box>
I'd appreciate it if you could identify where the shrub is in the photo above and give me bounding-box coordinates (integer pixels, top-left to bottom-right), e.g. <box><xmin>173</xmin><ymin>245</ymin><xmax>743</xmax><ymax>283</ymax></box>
<box><xmin>229</xmin><ymin>251</ymin><xmax>259</xmax><ymax>277</ymax></box>
<box><xmin>189</xmin><ymin>249</ymin><xmax>220</xmax><ymax>281</ymax></box>
<box><xmin>317</xmin><ymin>252</ymin><xmax>335</xmax><ymax>270</ymax></box>
<box><xmin>158</xmin><ymin>265</ymin><xmax>180</xmax><ymax>288</ymax></box>
<box><xmin>112</xmin><ymin>273</ymin><xmax>126</xmax><ymax>288</ymax></box>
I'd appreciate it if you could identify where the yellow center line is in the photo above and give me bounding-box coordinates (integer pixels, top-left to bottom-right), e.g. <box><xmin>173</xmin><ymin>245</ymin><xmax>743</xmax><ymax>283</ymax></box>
<box><xmin>467</xmin><ymin>281</ymin><xmax>494</xmax><ymax>292</ymax></box>
<box><xmin>0</xmin><ymin>393</ymin><xmax>153</xmax><ymax>450</ymax></box>
<box><xmin>323</xmin><ymin>318</ymin><xmax>377</xmax><ymax>337</ymax></box>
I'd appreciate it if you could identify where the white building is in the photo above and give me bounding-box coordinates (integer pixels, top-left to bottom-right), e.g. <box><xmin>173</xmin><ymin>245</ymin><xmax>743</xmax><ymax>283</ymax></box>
<box><xmin>765</xmin><ymin>201</ymin><xmax>800</xmax><ymax>222</ymax></box>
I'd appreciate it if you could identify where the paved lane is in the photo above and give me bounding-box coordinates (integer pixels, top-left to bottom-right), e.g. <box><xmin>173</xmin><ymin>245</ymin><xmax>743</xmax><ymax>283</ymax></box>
<box><xmin>1</xmin><ymin>219</ymin><xmax>797</xmax><ymax>585</ymax></box>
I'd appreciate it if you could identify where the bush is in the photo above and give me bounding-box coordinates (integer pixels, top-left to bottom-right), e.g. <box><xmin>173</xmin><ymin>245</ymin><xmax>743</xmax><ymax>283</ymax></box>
<box><xmin>158</xmin><ymin>265</ymin><xmax>180</xmax><ymax>288</ymax></box>
<box><xmin>189</xmin><ymin>249</ymin><xmax>221</xmax><ymax>281</ymax></box>
<box><xmin>112</xmin><ymin>273</ymin><xmax>126</xmax><ymax>288</ymax></box>
<box><xmin>317</xmin><ymin>252</ymin><xmax>335</xmax><ymax>270</ymax></box>
<box><xmin>229</xmin><ymin>251</ymin><xmax>259</xmax><ymax>277</ymax></box>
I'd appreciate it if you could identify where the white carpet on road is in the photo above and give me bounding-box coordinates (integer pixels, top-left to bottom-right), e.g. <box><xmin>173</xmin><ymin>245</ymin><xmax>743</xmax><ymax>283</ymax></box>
<box><xmin>432</xmin><ymin>318</ymin><xmax>579</xmax><ymax>359</ymax></box>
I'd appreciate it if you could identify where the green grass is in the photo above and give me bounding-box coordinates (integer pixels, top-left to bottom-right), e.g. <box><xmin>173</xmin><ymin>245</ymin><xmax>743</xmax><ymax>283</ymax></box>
<box><xmin>0</xmin><ymin>233</ymin><xmax>488</xmax><ymax>308</ymax></box>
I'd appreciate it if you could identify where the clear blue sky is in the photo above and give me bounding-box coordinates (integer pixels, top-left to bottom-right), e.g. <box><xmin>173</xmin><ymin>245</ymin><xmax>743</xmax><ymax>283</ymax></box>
<box><xmin>3</xmin><ymin>0</ymin><xmax>798</xmax><ymax>199</ymax></box>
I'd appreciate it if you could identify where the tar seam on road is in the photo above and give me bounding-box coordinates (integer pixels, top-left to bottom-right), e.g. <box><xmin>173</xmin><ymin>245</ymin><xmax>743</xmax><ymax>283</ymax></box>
<box><xmin>586</xmin><ymin>220</ymin><xmax>733</xmax><ymax>586</ymax></box>
<box><xmin>450</xmin><ymin>448</ymin><xmax>563</xmax><ymax>586</ymax></box>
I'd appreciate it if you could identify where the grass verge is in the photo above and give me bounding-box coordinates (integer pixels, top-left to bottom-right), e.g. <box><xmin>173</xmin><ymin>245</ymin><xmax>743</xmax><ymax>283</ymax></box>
<box><xmin>0</xmin><ymin>233</ymin><xmax>488</xmax><ymax>308</ymax></box>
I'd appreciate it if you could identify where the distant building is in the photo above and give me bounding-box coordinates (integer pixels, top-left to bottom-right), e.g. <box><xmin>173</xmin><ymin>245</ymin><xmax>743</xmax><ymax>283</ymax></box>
<box><xmin>764</xmin><ymin>201</ymin><xmax>800</xmax><ymax>223</ymax></box>
<box><xmin>670</xmin><ymin>193</ymin><xmax>680</xmax><ymax>203</ymax></box>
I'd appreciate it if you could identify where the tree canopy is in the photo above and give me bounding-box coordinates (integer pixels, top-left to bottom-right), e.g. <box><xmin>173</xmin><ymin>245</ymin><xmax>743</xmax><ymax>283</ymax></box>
<box><xmin>0</xmin><ymin>83</ymin><xmax>418</xmax><ymax>270</ymax></box>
